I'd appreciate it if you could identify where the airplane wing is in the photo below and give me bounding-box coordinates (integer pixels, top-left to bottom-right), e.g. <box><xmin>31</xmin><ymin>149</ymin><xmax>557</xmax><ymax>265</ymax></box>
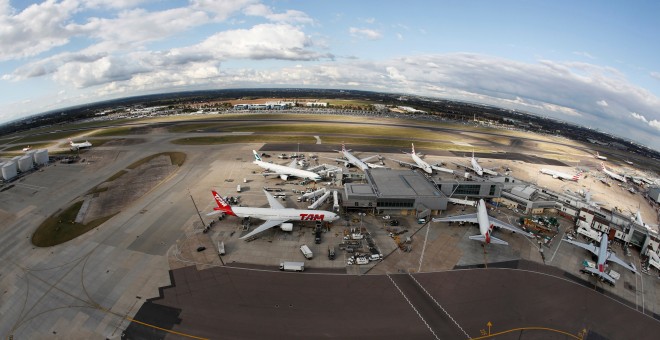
<box><xmin>431</xmin><ymin>164</ymin><xmax>455</xmax><ymax>174</ymax></box>
<box><xmin>366</xmin><ymin>162</ymin><xmax>388</xmax><ymax>169</ymax></box>
<box><xmin>263</xmin><ymin>190</ymin><xmax>285</xmax><ymax>209</ymax></box>
<box><xmin>240</xmin><ymin>219</ymin><xmax>288</xmax><ymax>239</ymax></box>
<box><xmin>489</xmin><ymin>216</ymin><xmax>534</xmax><ymax>237</ymax></box>
<box><xmin>606</xmin><ymin>251</ymin><xmax>637</xmax><ymax>273</ymax></box>
<box><xmin>360</xmin><ymin>155</ymin><xmax>379</xmax><ymax>162</ymax></box>
<box><xmin>451</xmin><ymin>161</ymin><xmax>474</xmax><ymax>172</ymax></box>
<box><xmin>433</xmin><ymin>213</ymin><xmax>479</xmax><ymax>224</ymax></box>
<box><xmin>582</xmin><ymin>266</ymin><xmax>616</xmax><ymax>285</ymax></box>
<box><xmin>483</xmin><ymin>168</ymin><xmax>498</xmax><ymax>176</ymax></box>
<box><xmin>389</xmin><ymin>158</ymin><xmax>420</xmax><ymax>169</ymax></box>
<box><xmin>322</xmin><ymin>156</ymin><xmax>348</xmax><ymax>164</ymax></box>
<box><xmin>563</xmin><ymin>238</ymin><xmax>599</xmax><ymax>256</ymax></box>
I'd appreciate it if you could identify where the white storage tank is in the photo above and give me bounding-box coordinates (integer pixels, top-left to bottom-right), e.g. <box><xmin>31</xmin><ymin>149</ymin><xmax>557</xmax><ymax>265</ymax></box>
<box><xmin>34</xmin><ymin>149</ymin><xmax>49</xmax><ymax>165</ymax></box>
<box><xmin>11</xmin><ymin>155</ymin><xmax>21</xmax><ymax>161</ymax></box>
<box><xmin>18</xmin><ymin>155</ymin><xmax>33</xmax><ymax>172</ymax></box>
<box><xmin>2</xmin><ymin>161</ymin><xmax>17</xmax><ymax>180</ymax></box>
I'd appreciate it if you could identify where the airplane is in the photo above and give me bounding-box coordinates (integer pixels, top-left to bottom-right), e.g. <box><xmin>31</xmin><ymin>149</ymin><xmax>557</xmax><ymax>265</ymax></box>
<box><xmin>211</xmin><ymin>189</ymin><xmax>339</xmax><ymax>240</ymax></box>
<box><xmin>624</xmin><ymin>160</ymin><xmax>634</xmax><ymax>165</ymax></box>
<box><xmin>563</xmin><ymin>233</ymin><xmax>637</xmax><ymax>285</ymax></box>
<box><xmin>252</xmin><ymin>150</ymin><xmax>321</xmax><ymax>181</ymax></box>
<box><xmin>69</xmin><ymin>138</ymin><xmax>92</xmax><ymax>151</ymax></box>
<box><xmin>389</xmin><ymin>143</ymin><xmax>454</xmax><ymax>174</ymax></box>
<box><xmin>22</xmin><ymin>145</ymin><xmax>31</xmax><ymax>152</ymax></box>
<box><xmin>326</xmin><ymin>144</ymin><xmax>384</xmax><ymax>171</ymax></box>
<box><xmin>452</xmin><ymin>150</ymin><xmax>497</xmax><ymax>176</ymax></box>
<box><xmin>539</xmin><ymin>168</ymin><xmax>583</xmax><ymax>181</ymax></box>
<box><xmin>599</xmin><ymin>162</ymin><xmax>627</xmax><ymax>183</ymax></box>
<box><xmin>594</xmin><ymin>151</ymin><xmax>608</xmax><ymax>161</ymax></box>
<box><xmin>432</xmin><ymin>199</ymin><xmax>534</xmax><ymax>245</ymax></box>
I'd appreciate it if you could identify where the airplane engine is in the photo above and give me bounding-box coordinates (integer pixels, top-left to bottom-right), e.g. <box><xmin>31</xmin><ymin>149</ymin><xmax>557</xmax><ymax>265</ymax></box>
<box><xmin>553</xmin><ymin>175</ymin><xmax>558</xmax><ymax>179</ymax></box>
<box><xmin>280</xmin><ymin>223</ymin><xmax>293</xmax><ymax>231</ymax></box>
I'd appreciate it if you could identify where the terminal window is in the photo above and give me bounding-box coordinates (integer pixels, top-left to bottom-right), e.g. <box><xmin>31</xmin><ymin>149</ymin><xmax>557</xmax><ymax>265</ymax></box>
<box><xmin>376</xmin><ymin>199</ymin><xmax>414</xmax><ymax>208</ymax></box>
<box><xmin>452</xmin><ymin>184</ymin><xmax>482</xmax><ymax>196</ymax></box>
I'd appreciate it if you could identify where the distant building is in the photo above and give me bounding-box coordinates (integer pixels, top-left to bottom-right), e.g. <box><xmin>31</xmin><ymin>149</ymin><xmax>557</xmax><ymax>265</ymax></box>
<box><xmin>304</xmin><ymin>102</ymin><xmax>328</xmax><ymax>107</ymax></box>
<box><xmin>649</xmin><ymin>187</ymin><xmax>660</xmax><ymax>203</ymax></box>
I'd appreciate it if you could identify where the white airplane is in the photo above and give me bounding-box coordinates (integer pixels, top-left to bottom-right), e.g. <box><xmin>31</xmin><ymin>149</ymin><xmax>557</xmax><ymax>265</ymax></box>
<box><xmin>624</xmin><ymin>160</ymin><xmax>634</xmax><ymax>165</ymax></box>
<box><xmin>599</xmin><ymin>162</ymin><xmax>627</xmax><ymax>183</ymax></box>
<box><xmin>453</xmin><ymin>151</ymin><xmax>497</xmax><ymax>176</ymax></box>
<box><xmin>69</xmin><ymin>138</ymin><xmax>92</xmax><ymax>151</ymax></box>
<box><xmin>433</xmin><ymin>199</ymin><xmax>533</xmax><ymax>245</ymax></box>
<box><xmin>564</xmin><ymin>233</ymin><xmax>637</xmax><ymax>285</ymax></box>
<box><xmin>539</xmin><ymin>168</ymin><xmax>583</xmax><ymax>181</ymax></box>
<box><xmin>594</xmin><ymin>151</ymin><xmax>608</xmax><ymax>161</ymax></box>
<box><xmin>326</xmin><ymin>144</ymin><xmax>384</xmax><ymax>171</ymax></box>
<box><xmin>389</xmin><ymin>143</ymin><xmax>454</xmax><ymax>174</ymax></box>
<box><xmin>211</xmin><ymin>189</ymin><xmax>339</xmax><ymax>240</ymax></box>
<box><xmin>252</xmin><ymin>150</ymin><xmax>321</xmax><ymax>181</ymax></box>
<box><xmin>22</xmin><ymin>145</ymin><xmax>31</xmax><ymax>152</ymax></box>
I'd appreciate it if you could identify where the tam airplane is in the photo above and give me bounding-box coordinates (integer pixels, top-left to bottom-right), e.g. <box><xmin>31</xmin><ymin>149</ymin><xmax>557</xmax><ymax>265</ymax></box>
<box><xmin>539</xmin><ymin>168</ymin><xmax>583</xmax><ymax>181</ymax></box>
<box><xmin>326</xmin><ymin>144</ymin><xmax>384</xmax><ymax>172</ymax></box>
<box><xmin>563</xmin><ymin>233</ymin><xmax>637</xmax><ymax>285</ymax></box>
<box><xmin>599</xmin><ymin>162</ymin><xmax>627</xmax><ymax>183</ymax></box>
<box><xmin>69</xmin><ymin>138</ymin><xmax>92</xmax><ymax>151</ymax></box>
<box><xmin>252</xmin><ymin>150</ymin><xmax>321</xmax><ymax>181</ymax></box>
<box><xmin>453</xmin><ymin>151</ymin><xmax>497</xmax><ymax>176</ymax></box>
<box><xmin>389</xmin><ymin>143</ymin><xmax>454</xmax><ymax>174</ymax></box>
<box><xmin>211</xmin><ymin>189</ymin><xmax>339</xmax><ymax>240</ymax></box>
<box><xmin>433</xmin><ymin>199</ymin><xmax>533</xmax><ymax>245</ymax></box>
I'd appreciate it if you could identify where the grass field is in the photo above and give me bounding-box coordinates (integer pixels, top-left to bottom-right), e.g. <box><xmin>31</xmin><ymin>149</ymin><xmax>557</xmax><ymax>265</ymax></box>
<box><xmin>32</xmin><ymin>201</ymin><xmax>116</xmax><ymax>247</ymax></box>
<box><xmin>172</xmin><ymin>135</ymin><xmax>317</xmax><ymax>145</ymax></box>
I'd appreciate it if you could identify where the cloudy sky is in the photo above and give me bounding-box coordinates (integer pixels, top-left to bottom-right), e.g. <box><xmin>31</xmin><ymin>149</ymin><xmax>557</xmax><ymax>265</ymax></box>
<box><xmin>1</xmin><ymin>0</ymin><xmax>659</xmax><ymax>149</ymax></box>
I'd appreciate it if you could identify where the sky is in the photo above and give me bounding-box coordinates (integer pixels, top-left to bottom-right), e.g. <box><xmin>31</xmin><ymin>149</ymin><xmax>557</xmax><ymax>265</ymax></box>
<box><xmin>1</xmin><ymin>0</ymin><xmax>659</xmax><ymax>149</ymax></box>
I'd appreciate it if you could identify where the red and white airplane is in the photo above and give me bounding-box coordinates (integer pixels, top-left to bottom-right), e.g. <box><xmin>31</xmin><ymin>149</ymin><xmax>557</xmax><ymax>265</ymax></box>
<box><xmin>433</xmin><ymin>199</ymin><xmax>533</xmax><ymax>245</ymax></box>
<box><xmin>211</xmin><ymin>189</ymin><xmax>339</xmax><ymax>240</ymax></box>
<box><xmin>599</xmin><ymin>162</ymin><xmax>627</xmax><ymax>183</ymax></box>
<box><xmin>539</xmin><ymin>168</ymin><xmax>583</xmax><ymax>181</ymax></box>
<box><xmin>564</xmin><ymin>233</ymin><xmax>637</xmax><ymax>285</ymax></box>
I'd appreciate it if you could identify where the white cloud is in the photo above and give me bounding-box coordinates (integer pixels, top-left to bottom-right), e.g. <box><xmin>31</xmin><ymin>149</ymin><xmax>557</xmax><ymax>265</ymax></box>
<box><xmin>631</xmin><ymin>112</ymin><xmax>648</xmax><ymax>123</ymax></box>
<box><xmin>191</xmin><ymin>0</ymin><xmax>257</xmax><ymax>21</ymax></box>
<box><xmin>596</xmin><ymin>100</ymin><xmax>608</xmax><ymax>107</ymax></box>
<box><xmin>396</xmin><ymin>33</ymin><xmax>403</xmax><ymax>40</ymax></box>
<box><xmin>364</xmin><ymin>17</ymin><xmax>375</xmax><ymax>24</ymax></box>
<box><xmin>349</xmin><ymin>27</ymin><xmax>382</xmax><ymax>40</ymax></box>
<box><xmin>243</xmin><ymin>3</ymin><xmax>313</xmax><ymax>24</ymax></box>
<box><xmin>0</xmin><ymin>0</ymin><xmax>80</xmax><ymax>60</ymax></box>
<box><xmin>650</xmin><ymin>120</ymin><xmax>660</xmax><ymax>130</ymax></box>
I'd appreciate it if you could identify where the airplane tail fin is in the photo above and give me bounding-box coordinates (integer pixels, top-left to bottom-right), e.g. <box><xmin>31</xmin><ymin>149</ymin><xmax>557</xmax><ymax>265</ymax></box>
<box><xmin>469</xmin><ymin>234</ymin><xmax>508</xmax><ymax>245</ymax></box>
<box><xmin>68</xmin><ymin>138</ymin><xmax>74</xmax><ymax>146</ymax></box>
<box><xmin>411</xmin><ymin>143</ymin><xmax>415</xmax><ymax>155</ymax></box>
<box><xmin>253</xmin><ymin>150</ymin><xmax>262</xmax><ymax>162</ymax></box>
<box><xmin>211</xmin><ymin>190</ymin><xmax>236</xmax><ymax>216</ymax></box>
<box><xmin>599</xmin><ymin>162</ymin><xmax>605</xmax><ymax>170</ymax></box>
<box><xmin>341</xmin><ymin>143</ymin><xmax>346</xmax><ymax>152</ymax></box>
<box><xmin>573</xmin><ymin>171</ymin><xmax>583</xmax><ymax>181</ymax></box>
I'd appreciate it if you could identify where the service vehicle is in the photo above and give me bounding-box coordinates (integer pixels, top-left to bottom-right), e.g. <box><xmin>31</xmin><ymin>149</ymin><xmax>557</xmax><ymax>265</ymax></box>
<box><xmin>300</xmin><ymin>244</ymin><xmax>313</xmax><ymax>259</ymax></box>
<box><xmin>279</xmin><ymin>261</ymin><xmax>305</xmax><ymax>272</ymax></box>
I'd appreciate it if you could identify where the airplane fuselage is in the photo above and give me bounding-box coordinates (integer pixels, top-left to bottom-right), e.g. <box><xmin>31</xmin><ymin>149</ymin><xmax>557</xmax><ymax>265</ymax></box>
<box><xmin>596</xmin><ymin>233</ymin><xmax>608</xmax><ymax>273</ymax></box>
<box><xmin>540</xmin><ymin>168</ymin><xmax>580</xmax><ymax>181</ymax></box>
<box><xmin>471</xmin><ymin>157</ymin><xmax>484</xmax><ymax>176</ymax></box>
<box><xmin>253</xmin><ymin>159</ymin><xmax>321</xmax><ymax>181</ymax></box>
<box><xmin>476</xmin><ymin>199</ymin><xmax>493</xmax><ymax>241</ymax></box>
<box><xmin>231</xmin><ymin>206</ymin><xmax>338</xmax><ymax>223</ymax></box>
<box><xmin>343</xmin><ymin>150</ymin><xmax>370</xmax><ymax>171</ymax></box>
<box><xmin>411</xmin><ymin>153</ymin><xmax>433</xmax><ymax>174</ymax></box>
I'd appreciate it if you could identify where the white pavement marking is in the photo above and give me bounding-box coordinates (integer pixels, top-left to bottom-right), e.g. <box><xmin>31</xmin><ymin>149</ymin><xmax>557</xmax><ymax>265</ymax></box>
<box><xmin>314</xmin><ymin>135</ymin><xmax>321</xmax><ymax>144</ymax></box>
<box><xmin>408</xmin><ymin>274</ymin><xmax>471</xmax><ymax>339</ymax></box>
<box><xmin>549</xmin><ymin>233</ymin><xmax>565</xmax><ymax>264</ymax></box>
<box><xmin>418</xmin><ymin>223</ymin><xmax>431</xmax><ymax>273</ymax></box>
<box><xmin>386</xmin><ymin>274</ymin><xmax>440</xmax><ymax>340</ymax></box>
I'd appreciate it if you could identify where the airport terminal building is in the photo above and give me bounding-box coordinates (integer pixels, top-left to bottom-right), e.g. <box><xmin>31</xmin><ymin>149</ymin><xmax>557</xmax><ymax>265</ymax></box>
<box><xmin>342</xmin><ymin>169</ymin><xmax>508</xmax><ymax>218</ymax></box>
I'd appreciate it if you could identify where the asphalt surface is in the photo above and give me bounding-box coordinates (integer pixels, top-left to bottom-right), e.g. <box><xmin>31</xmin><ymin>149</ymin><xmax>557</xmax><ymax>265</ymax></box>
<box><xmin>124</xmin><ymin>262</ymin><xmax>660</xmax><ymax>340</ymax></box>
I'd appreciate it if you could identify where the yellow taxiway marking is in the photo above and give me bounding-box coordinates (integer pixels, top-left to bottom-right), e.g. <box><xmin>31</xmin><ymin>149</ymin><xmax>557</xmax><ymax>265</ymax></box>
<box><xmin>470</xmin><ymin>326</ymin><xmax>583</xmax><ymax>340</ymax></box>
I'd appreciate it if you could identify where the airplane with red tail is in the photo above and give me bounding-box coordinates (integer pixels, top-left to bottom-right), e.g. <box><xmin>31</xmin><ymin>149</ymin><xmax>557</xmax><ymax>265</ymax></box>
<box><xmin>433</xmin><ymin>199</ymin><xmax>534</xmax><ymax>245</ymax></box>
<box><xmin>211</xmin><ymin>189</ymin><xmax>339</xmax><ymax>240</ymax></box>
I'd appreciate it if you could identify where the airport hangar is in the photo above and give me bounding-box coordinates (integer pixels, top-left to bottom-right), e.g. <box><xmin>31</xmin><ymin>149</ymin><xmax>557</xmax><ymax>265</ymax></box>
<box><xmin>340</xmin><ymin>168</ymin><xmax>502</xmax><ymax>217</ymax></box>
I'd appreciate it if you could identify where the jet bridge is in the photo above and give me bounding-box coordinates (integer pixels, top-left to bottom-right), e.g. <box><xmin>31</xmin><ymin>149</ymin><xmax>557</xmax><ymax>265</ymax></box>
<box><xmin>308</xmin><ymin>190</ymin><xmax>332</xmax><ymax>210</ymax></box>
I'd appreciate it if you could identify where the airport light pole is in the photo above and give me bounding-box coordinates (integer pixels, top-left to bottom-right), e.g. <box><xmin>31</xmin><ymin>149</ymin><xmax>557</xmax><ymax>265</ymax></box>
<box><xmin>189</xmin><ymin>190</ymin><xmax>206</xmax><ymax>229</ymax></box>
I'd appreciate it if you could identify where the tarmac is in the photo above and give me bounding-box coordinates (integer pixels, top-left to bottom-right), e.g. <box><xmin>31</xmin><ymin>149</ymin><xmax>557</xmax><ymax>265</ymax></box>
<box><xmin>0</xmin><ymin>115</ymin><xmax>658</xmax><ymax>339</ymax></box>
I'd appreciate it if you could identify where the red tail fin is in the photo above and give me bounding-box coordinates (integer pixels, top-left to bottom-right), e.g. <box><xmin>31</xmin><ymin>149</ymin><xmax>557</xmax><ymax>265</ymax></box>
<box><xmin>212</xmin><ymin>190</ymin><xmax>236</xmax><ymax>216</ymax></box>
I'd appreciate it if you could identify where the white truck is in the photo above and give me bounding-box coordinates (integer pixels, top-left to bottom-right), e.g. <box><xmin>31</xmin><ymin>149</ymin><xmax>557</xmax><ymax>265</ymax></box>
<box><xmin>300</xmin><ymin>244</ymin><xmax>313</xmax><ymax>259</ymax></box>
<box><xmin>279</xmin><ymin>261</ymin><xmax>305</xmax><ymax>272</ymax></box>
